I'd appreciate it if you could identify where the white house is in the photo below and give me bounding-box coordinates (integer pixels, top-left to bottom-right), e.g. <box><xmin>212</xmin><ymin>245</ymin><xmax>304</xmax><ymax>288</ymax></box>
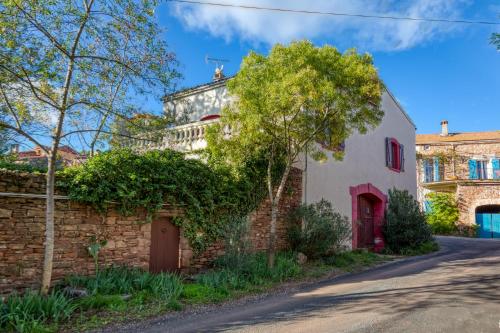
<box><xmin>126</xmin><ymin>74</ymin><xmax>417</xmax><ymax>251</ymax></box>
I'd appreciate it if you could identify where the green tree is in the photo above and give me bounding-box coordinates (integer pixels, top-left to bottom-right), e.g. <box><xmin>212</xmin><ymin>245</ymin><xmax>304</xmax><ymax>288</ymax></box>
<box><xmin>0</xmin><ymin>0</ymin><xmax>178</xmax><ymax>295</ymax></box>
<box><xmin>491</xmin><ymin>33</ymin><xmax>500</xmax><ymax>50</ymax></box>
<box><xmin>206</xmin><ymin>41</ymin><xmax>383</xmax><ymax>267</ymax></box>
<box><xmin>426</xmin><ymin>192</ymin><xmax>459</xmax><ymax>234</ymax></box>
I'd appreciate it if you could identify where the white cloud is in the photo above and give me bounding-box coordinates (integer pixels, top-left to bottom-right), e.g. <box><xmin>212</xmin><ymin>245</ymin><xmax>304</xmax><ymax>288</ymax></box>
<box><xmin>170</xmin><ymin>0</ymin><xmax>470</xmax><ymax>51</ymax></box>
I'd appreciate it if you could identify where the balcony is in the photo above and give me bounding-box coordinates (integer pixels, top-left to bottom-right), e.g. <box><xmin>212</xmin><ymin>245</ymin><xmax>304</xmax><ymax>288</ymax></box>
<box><xmin>120</xmin><ymin>118</ymin><xmax>230</xmax><ymax>153</ymax></box>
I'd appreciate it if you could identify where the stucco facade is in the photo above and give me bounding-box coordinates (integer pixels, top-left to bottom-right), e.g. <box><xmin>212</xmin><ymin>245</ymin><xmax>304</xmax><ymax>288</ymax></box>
<box><xmin>160</xmin><ymin>79</ymin><xmax>417</xmax><ymax>250</ymax></box>
<box><xmin>299</xmin><ymin>91</ymin><xmax>417</xmax><ymax>249</ymax></box>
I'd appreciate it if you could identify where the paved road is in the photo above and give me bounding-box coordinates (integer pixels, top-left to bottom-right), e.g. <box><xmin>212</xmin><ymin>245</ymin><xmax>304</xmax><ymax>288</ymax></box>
<box><xmin>120</xmin><ymin>237</ymin><xmax>500</xmax><ymax>333</ymax></box>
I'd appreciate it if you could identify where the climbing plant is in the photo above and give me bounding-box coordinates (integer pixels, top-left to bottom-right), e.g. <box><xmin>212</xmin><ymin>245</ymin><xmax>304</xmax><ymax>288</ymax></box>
<box><xmin>58</xmin><ymin>148</ymin><xmax>279</xmax><ymax>252</ymax></box>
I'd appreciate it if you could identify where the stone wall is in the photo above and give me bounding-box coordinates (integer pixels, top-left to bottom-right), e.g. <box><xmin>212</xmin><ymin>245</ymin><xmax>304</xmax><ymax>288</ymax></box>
<box><xmin>456</xmin><ymin>183</ymin><xmax>500</xmax><ymax>226</ymax></box>
<box><xmin>183</xmin><ymin>167</ymin><xmax>303</xmax><ymax>271</ymax></box>
<box><xmin>0</xmin><ymin>168</ymin><xmax>303</xmax><ymax>292</ymax></box>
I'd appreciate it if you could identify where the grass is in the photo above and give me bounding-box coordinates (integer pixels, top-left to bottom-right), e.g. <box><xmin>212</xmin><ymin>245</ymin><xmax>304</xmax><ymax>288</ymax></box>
<box><xmin>0</xmin><ymin>249</ymin><xmax>412</xmax><ymax>333</ymax></box>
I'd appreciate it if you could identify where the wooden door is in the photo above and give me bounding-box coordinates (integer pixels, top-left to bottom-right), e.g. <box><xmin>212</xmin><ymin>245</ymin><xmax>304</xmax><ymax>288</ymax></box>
<box><xmin>358</xmin><ymin>196</ymin><xmax>374</xmax><ymax>248</ymax></box>
<box><xmin>150</xmin><ymin>217</ymin><xmax>180</xmax><ymax>273</ymax></box>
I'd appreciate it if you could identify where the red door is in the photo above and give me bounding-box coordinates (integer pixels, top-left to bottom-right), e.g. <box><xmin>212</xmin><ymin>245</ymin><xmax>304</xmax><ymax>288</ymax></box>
<box><xmin>358</xmin><ymin>196</ymin><xmax>375</xmax><ymax>248</ymax></box>
<box><xmin>149</xmin><ymin>217</ymin><xmax>180</xmax><ymax>273</ymax></box>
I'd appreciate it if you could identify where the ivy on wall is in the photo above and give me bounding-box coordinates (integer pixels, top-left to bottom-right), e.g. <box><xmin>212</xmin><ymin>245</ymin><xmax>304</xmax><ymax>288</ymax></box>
<box><xmin>58</xmin><ymin>149</ymin><xmax>282</xmax><ymax>253</ymax></box>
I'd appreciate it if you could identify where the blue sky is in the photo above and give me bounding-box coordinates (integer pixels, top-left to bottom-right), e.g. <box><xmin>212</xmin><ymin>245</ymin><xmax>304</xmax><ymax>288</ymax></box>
<box><xmin>153</xmin><ymin>0</ymin><xmax>499</xmax><ymax>134</ymax></box>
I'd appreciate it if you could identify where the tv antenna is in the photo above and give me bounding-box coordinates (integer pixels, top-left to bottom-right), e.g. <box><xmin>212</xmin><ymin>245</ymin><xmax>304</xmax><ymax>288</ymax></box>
<box><xmin>205</xmin><ymin>55</ymin><xmax>229</xmax><ymax>68</ymax></box>
<box><xmin>205</xmin><ymin>55</ymin><xmax>229</xmax><ymax>81</ymax></box>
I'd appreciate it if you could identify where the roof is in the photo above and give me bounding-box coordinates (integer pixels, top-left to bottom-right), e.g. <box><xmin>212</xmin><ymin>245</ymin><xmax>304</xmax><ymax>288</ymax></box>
<box><xmin>416</xmin><ymin>131</ymin><xmax>500</xmax><ymax>144</ymax></box>
<box><xmin>18</xmin><ymin>145</ymin><xmax>81</xmax><ymax>158</ymax></box>
<box><xmin>163</xmin><ymin>77</ymin><xmax>230</xmax><ymax>101</ymax></box>
<box><xmin>163</xmin><ymin>77</ymin><xmax>416</xmax><ymax>129</ymax></box>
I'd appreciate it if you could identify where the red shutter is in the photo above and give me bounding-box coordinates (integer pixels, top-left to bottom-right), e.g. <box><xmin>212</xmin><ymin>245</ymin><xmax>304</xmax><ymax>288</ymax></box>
<box><xmin>399</xmin><ymin>144</ymin><xmax>405</xmax><ymax>172</ymax></box>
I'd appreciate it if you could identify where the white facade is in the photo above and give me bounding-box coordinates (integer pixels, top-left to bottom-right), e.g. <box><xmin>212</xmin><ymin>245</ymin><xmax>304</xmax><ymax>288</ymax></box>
<box><xmin>300</xmin><ymin>91</ymin><xmax>417</xmax><ymax>221</ymax></box>
<box><xmin>154</xmin><ymin>79</ymin><xmax>417</xmax><ymax>250</ymax></box>
<box><xmin>163</xmin><ymin>80</ymin><xmax>232</xmax><ymax>123</ymax></box>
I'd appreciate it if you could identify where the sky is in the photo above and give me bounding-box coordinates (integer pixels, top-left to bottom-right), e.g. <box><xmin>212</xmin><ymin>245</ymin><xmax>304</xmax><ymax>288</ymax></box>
<box><xmin>151</xmin><ymin>0</ymin><xmax>500</xmax><ymax>135</ymax></box>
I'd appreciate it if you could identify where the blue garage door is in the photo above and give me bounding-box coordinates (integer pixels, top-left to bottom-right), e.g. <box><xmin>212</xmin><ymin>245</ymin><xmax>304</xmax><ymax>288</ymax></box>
<box><xmin>476</xmin><ymin>207</ymin><xmax>500</xmax><ymax>238</ymax></box>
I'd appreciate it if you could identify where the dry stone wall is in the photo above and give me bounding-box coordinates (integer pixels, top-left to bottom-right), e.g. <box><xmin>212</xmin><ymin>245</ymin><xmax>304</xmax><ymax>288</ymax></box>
<box><xmin>0</xmin><ymin>168</ymin><xmax>303</xmax><ymax>293</ymax></box>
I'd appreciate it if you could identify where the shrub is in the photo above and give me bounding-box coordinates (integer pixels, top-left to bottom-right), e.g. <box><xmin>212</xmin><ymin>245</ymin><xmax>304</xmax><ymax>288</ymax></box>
<box><xmin>198</xmin><ymin>252</ymin><xmax>301</xmax><ymax>293</ymax></box>
<box><xmin>0</xmin><ymin>290</ymin><xmax>76</xmax><ymax>333</ymax></box>
<box><xmin>62</xmin><ymin>266</ymin><xmax>183</xmax><ymax>303</ymax></box>
<box><xmin>216</xmin><ymin>216</ymin><xmax>253</xmax><ymax>270</ymax></box>
<box><xmin>383</xmin><ymin>188</ymin><xmax>433</xmax><ymax>253</ymax></box>
<box><xmin>287</xmin><ymin>200</ymin><xmax>351</xmax><ymax>259</ymax></box>
<box><xmin>426</xmin><ymin>192</ymin><xmax>459</xmax><ymax>234</ymax></box>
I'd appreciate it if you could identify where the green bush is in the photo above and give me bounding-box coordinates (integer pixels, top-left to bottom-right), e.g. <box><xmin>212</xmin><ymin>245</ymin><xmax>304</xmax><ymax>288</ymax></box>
<box><xmin>426</xmin><ymin>192</ymin><xmax>459</xmax><ymax>234</ymax></box>
<box><xmin>287</xmin><ymin>200</ymin><xmax>351</xmax><ymax>259</ymax></box>
<box><xmin>198</xmin><ymin>252</ymin><xmax>300</xmax><ymax>293</ymax></box>
<box><xmin>0</xmin><ymin>158</ymin><xmax>46</xmax><ymax>173</ymax></box>
<box><xmin>62</xmin><ymin>266</ymin><xmax>183</xmax><ymax>303</ymax></box>
<box><xmin>181</xmin><ymin>284</ymin><xmax>228</xmax><ymax>304</ymax></box>
<box><xmin>383</xmin><ymin>188</ymin><xmax>433</xmax><ymax>254</ymax></box>
<box><xmin>323</xmin><ymin>250</ymin><xmax>381</xmax><ymax>269</ymax></box>
<box><xmin>0</xmin><ymin>290</ymin><xmax>76</xmax><ymax>333</ymax></box>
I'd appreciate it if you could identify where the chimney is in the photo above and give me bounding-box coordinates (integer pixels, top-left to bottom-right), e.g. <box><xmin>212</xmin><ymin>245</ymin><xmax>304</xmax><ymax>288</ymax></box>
<box><xmin>440</xmin><ymin>120</ymin><xmax>448</xmax><ymax>136</ymax></box>
<box><xmin>10</xmin><ymin>144</ymin><xmax>19</xmax><ymax>154</ymax></box>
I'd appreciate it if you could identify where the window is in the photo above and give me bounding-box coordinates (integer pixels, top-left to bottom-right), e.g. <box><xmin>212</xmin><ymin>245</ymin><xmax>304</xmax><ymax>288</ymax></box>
<box><xmin>422</xmin><ymin>157</ymin><xmax>443</xmax><ymax>183</ymax></box>
<box><xmin>385</xmin><ymin>137</ymin><xmax>404</xmax><ymax>172</ymax></box>
<box><xmin>469</xmin><ymin>159</ymin><xmax>498</xmax><ymax>180</ymax></box>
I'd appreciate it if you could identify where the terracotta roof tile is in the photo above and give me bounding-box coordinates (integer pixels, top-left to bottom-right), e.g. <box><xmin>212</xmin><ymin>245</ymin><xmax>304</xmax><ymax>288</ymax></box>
<box><xmin>416</xmin><ymin>131</ymin><xmax>500</xmax><ymax>144</ymax></box>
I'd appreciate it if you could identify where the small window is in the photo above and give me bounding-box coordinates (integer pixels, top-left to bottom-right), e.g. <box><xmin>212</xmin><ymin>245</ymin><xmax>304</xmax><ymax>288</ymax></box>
<box><xmin>385</xmin><ymin>138</ymin><xmax>404</xmax><ymax>172</ymax></box>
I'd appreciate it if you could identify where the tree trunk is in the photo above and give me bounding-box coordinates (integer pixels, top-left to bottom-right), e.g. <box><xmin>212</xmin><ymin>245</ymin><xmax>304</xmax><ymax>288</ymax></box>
<box><xmin>40</xmin><ymin>151</ymin><xmax>58</xmax><ymax>295</ymax></box>
<box><xmin>267</xmin><ymin>161</ymin><xmax>292</xmax><ymax>269</ymax></box>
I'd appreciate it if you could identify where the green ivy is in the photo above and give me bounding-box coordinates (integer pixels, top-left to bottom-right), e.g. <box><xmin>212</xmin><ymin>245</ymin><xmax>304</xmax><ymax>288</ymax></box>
<box><xmin>58</xmin><ymin>148</ymin><xmax>277</xmax><ymax>253</ymax></box>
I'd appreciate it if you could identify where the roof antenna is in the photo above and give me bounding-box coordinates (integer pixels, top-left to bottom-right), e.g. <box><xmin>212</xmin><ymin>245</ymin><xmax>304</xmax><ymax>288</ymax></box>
<box><xmin>205</xmin><ymin>55</ymin><xmax>229</xmax><ymax>81</ymax></box>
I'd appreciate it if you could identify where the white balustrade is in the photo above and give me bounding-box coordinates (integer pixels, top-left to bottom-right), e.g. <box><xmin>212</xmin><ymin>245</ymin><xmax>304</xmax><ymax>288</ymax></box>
<box><xmin>121</xmin><ymin>118</ymin><xmax>226</xmax><ymax>153</ymax></box>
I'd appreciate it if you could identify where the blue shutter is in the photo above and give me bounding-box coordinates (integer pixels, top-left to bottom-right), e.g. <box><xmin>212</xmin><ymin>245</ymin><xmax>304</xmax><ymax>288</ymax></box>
<box><xmin>492</xmin><ymin>159</ymin><xmax>500</xmax><ymax>180</ymax></box>
<box><xmin>399</xmin><ymin>144</ymin><xmax>405</xmax><ymax>172</ymax></box>
<box><xmin>469</xmin><ymin>159</ymin><xmax>478</xmax><ymax>179</ymax></box>
<box><xmin>423</xmin><ymin>159</ymin><xmax>431</xmax><ymax>183</ymax></box>
<box><xmin>433</xmin><ymin>157</ymin><xmax>440</xmax><ymax>181</ymax></box>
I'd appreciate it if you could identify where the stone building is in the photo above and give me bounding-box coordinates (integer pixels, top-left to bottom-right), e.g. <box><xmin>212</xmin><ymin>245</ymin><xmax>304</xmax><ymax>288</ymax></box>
<box><xmin>416</xmin><ymin>121</ymin><xmax>500</xmax><ymax>237</ymax></box>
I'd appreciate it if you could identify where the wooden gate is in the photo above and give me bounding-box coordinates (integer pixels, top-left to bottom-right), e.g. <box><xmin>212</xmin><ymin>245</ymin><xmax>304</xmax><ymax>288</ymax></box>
<box><xmin>357</xmin><ymin>195</ymin><xmax>375</xmax><ymax>248</ymax></box>
<box><xmin>149</xmin><ymin>217</ymin><xmax>180</xmax><ymax>273</ymax></box>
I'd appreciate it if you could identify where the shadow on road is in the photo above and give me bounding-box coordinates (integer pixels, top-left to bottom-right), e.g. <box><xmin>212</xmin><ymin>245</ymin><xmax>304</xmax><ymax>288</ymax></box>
<box><xmin>190</xmin><ymin>237</ymin><xmax>500</xmax><ymax>332</ymax></box>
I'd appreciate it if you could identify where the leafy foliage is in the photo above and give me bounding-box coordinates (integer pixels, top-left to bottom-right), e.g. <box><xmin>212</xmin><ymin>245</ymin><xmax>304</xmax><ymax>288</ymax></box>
<box><xmin>491</xmin><ymin>33</ymin><xmax>500</xmax><ymax>50</ymax></box>
<box><xmin>62</xmin><ymin>266</ymin><xmax>183</xmax><ymax>302</ymax></box>
<box><xmin>287</xmin><ymin>200</ymin><xmax>351</xmax><ymax>259</ymax></box>
<box><xmin>383</xmin><ymin>188</ymin><xmax>433</xmax><ymax>254</ymax></box>
<box><xmin>0</xmin><ymin>290</ymin><xmax>76</xmax><ymax>333</ymax></box>
<box><xmin>0</xmin><ymin>154</ymin><xmax>47</xmax><ymax>173</ymax></box>
<box><xmin>426</xmin><ymin>192</ymin><xmax>459</xmax><ymax>234</ymax></box>
<box><xmin>322</xmin><ymin>249</ymin><xmax>383</xmax><ymax>269</ymax></box>
<box><xmin>59</xmin><ymin>148</ymin><xmax>272</xmax><ymax>252</ymax></box>
<box><xmin>197</xmin><ymin>252</ymin><xmax>301</xmax><ymax>292</ymax></box>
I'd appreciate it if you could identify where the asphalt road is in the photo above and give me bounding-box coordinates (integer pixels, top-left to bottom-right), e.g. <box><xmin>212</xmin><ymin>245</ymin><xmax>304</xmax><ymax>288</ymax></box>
<box><xmin>115</xmin><ymin>236</ymin><xmax>500</xmax><ymax>333</ymax></box>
